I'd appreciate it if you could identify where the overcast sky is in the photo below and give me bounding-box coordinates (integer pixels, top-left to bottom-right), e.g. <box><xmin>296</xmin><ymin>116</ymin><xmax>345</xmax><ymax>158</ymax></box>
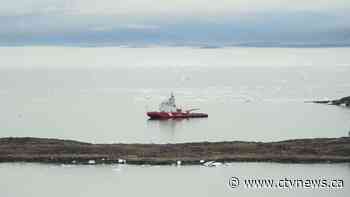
<box><xmin>1</xmin><ymin>0</ymin><xmax>350</xmax><ymax>46</ymax></box>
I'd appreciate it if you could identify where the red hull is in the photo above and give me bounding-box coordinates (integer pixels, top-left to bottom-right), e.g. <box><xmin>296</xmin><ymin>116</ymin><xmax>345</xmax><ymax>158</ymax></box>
<box><xmin>147</xmin><ymin>111</ymin><xmax>208</xmax><ymax>119</ymax></box>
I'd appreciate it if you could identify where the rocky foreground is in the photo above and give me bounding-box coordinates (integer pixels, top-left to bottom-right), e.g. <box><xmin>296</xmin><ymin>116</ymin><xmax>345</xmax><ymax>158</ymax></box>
<box><xmin>312</xmin><ymin>96</ymin><xmax>350</xmax><ymax>107</ymax></box>
<box><xmin>0</xmin><ymin>137</ymin><xmax>350</xmax><ymax>165</ymax></box>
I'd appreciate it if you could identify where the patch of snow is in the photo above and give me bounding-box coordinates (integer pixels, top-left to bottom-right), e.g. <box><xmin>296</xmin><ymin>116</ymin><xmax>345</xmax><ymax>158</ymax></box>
<box><xmin>203</xmin><ymin>161</ymin><xmax>222</xmax><ymax>167</ymax></box>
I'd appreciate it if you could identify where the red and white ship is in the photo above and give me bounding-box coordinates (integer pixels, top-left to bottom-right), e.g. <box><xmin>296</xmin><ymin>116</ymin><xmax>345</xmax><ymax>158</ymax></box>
<box><xmin>147</xmin><ymin>93</ymin><xmax>208</xmax><ymax>119</ymax></box>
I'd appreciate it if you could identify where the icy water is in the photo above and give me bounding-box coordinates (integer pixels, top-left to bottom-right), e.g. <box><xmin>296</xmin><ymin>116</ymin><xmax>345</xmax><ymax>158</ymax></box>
<box><xmin>1</xmin><ymin>47</ymin><xmax>350</xmax><ymax>143</ymax></box>
<box><xmin>1</xmin><ymin>47</ymin><xmax>350</xmax><ymax>196</ymax></box>
<box><xmin>0</xmin><ymin>162</ymin><xmax>349</xmax><ymax>197</ymax></box>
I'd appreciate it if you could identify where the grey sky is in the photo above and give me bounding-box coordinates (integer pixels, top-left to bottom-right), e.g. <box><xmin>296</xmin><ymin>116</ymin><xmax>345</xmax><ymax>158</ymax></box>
<box><xmin>1</xmin><ymin>0</ymin><xmax>349</xmax><ymax>46</ymax></box>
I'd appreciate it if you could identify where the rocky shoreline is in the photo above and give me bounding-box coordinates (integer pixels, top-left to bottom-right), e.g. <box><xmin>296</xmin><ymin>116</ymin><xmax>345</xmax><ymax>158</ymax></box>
<box><xmin>1</xmin><ymin>137</ymin><xmax>350</xmax><ymax>165</ymax></box>
<box><xmin>312</xmin><ymin>96</ymin><xmax>350</xmax><ymax>107</ymax></box>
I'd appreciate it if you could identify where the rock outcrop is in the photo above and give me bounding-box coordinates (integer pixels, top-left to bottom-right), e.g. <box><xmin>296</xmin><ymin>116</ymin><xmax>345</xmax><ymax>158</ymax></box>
<box><xmin>312</xmin><ymin>96</ymin><xmax>350</xmax><ymax>107</ymax></box>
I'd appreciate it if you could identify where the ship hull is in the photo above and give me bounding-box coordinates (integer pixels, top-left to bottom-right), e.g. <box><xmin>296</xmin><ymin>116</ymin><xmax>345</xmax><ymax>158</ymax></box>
<box><xmin>147</xmin><ymin>112</ymin><xmax>208</xmax><ymax>119</ymax></box>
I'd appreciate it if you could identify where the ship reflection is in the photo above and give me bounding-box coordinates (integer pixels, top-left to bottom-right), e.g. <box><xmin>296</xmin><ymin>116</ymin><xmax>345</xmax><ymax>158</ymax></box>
<box><xmin>147</xmin><ymin>118</ymin><xmax>187</xmax><ymax>138</ymax></box>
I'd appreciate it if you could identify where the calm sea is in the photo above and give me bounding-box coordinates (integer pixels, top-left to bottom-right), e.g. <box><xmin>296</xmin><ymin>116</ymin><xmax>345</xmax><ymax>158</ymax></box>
<box><xmin>0</xmin><ymin>47</ymin><xmax>350</xmax><ymax>143</ymax></box>
<box><xmin>0</xmin><ymin>47</ymin><xmax>349</xmax><ymax>196</ymax></box>
<box><xmin>0</xmin><ymin>162</ymin><xmax>349</xmax><ymax>197</ymax></box>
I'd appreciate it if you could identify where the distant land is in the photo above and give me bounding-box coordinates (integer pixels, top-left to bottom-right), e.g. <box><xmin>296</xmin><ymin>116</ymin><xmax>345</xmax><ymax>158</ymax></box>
<box><xmin>2</xmin><ymin>9</ymin><xmax>350</xmax><ymax>48</ymax></box>
<box><xmin>1</xmin><ymin>42</ymin><xmax>350</xmax><ymax>48</ymax></box>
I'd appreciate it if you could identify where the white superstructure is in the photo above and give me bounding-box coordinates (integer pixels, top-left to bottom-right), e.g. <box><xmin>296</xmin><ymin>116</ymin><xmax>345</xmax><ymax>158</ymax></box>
<box><xmin>159</xmin><ymin>93</ymin><xmax>177</xmax><ymax>112</ymax></box>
